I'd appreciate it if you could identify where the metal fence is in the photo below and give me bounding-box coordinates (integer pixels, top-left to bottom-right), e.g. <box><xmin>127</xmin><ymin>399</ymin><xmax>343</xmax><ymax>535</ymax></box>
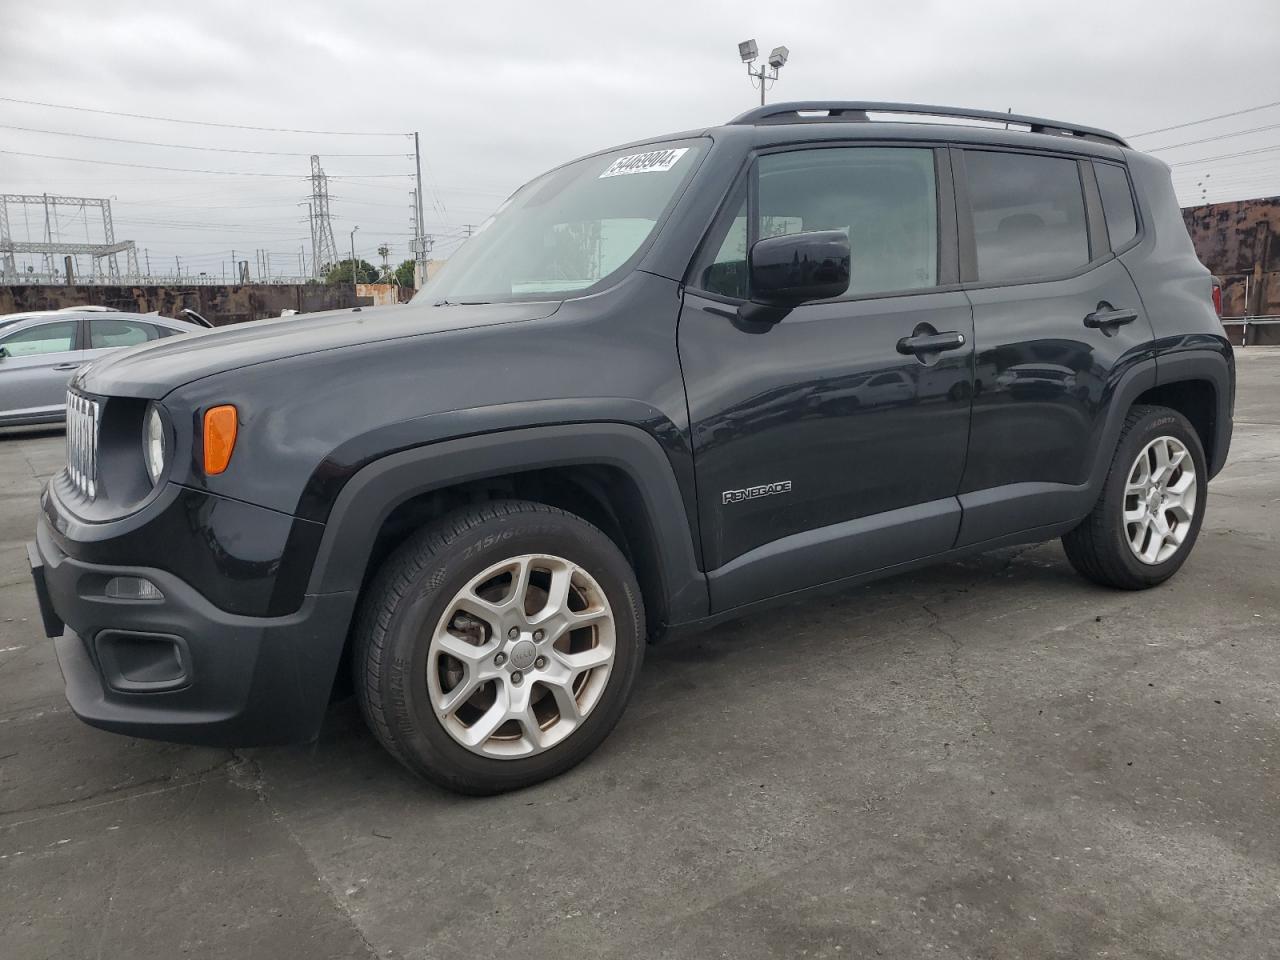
<box><xmin>10</xmin><ymin>273</ymin><xmax>317</xmax><ymax>287</ymax></box>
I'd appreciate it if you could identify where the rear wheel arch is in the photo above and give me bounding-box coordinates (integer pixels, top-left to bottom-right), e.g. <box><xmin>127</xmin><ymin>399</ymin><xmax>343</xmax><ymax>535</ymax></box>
<box><xmin>1143</xmin><ymin>346</ymin><xmax>1234</xmax><ymax>477</ymax></box>
<box><xmin>1133</xmin><ymin>377</ymin><xmax>1218</xmax><ymax>474</ymax></box>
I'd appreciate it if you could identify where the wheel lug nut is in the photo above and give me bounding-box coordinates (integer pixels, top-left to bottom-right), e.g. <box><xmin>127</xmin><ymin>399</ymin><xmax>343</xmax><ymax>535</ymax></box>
<box><xmin>534</xmin><ymin>656</ymin><xmax>546</xmax><ymax>669</ymax></box>
<box><xmin>533</xmin><ymin>629</ymin><xmax>544</xmax><ymax>642</ymax></box>
<box><xmin>511</xmin><ymin>671</ymin><xmax>523</xmax><ymax>684</ymax></box>
<box><xmin>494</xmin><ymin>652</ymin><xmax>506</xmax><ymax>665</ymax></box>
<box><xmin>507</xmin><ymin>627</ymin><xmax>519</xmax><ymax>640</ymax></box>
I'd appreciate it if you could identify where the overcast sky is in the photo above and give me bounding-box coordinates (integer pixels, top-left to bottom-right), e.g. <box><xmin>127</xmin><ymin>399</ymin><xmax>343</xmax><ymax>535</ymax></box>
<box><xmin>2</xmin><ymin>0</ymin><xmax>1278</xmax><ymax>281</ymax></box>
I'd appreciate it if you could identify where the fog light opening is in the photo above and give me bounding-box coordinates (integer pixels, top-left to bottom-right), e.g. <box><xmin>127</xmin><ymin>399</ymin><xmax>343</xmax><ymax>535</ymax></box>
<box><xmin>103</xmin><ymin>576</ymin><xmax>165</xmax><ymax>601</ymax></box>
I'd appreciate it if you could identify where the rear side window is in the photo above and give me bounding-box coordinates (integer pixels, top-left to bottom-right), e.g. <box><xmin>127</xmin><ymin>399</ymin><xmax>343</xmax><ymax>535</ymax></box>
<box><xmin>0</xmin><ymin>320</ymin><xmax>78</xmax><ymax>356</ymax></box>
<box><xmin>1094</xmin><ymin>162</ymin><xmax>1138</xmax><ymax>250</ymax></box>
<box><xmin>89</xmin><ymin>319</ymin><xmax>161</xmax><ymax>349</ymax></box>
<box><xmin>964</xmin><ymin>151</ymin><xmax>1090</xmax><ymax>283</ymax></box>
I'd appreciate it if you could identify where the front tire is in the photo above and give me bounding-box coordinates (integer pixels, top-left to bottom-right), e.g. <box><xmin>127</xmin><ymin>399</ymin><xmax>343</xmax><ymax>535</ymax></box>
<box><xmin>353</xmin><ymin>499</ymin><xmax>645</xmax><ymax>795</ymax></box>
<box><xmin>1062</xmin><ymin>404</ymin><xmax>1207</xmax><ymax>590</ymax></box>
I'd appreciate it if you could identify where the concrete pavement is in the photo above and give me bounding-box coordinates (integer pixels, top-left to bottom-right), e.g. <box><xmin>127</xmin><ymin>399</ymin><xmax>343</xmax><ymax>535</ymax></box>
<box><xmin>2</xmin><ymin>350</ymin><xmax>1277</xmax><ymax>959</ymax></box>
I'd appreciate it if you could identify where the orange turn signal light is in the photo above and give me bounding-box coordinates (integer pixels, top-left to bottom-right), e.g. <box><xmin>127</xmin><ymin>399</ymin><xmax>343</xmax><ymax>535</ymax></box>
<box><xmin>203</xmin><ymin>405</ymin><xmax>238</xmax><ymax>475</ymax></box>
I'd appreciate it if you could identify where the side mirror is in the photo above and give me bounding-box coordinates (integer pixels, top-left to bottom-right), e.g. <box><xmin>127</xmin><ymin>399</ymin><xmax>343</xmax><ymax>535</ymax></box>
<box><xmin>0</xmin><ymin>345</ymin><xmax>8</xmax><ymax>360</ymax></box>
<box><xmin>748</xmin><ymin>230</ymin><xmax>851</xmax><ymax>307</ymax></box>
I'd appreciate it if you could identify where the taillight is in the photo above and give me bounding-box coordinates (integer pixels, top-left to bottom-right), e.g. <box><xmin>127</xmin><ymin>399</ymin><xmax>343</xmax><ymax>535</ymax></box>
<box><xmin>1211</xmin><ymin>282</ymin><xmax>1223</xmax><ymax>317</ymax></box>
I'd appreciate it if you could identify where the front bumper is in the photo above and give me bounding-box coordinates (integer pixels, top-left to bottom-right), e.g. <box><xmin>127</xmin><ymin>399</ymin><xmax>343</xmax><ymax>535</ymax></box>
<box><xmin>30</xmin><ymin>511</ymin><xmax>354</xmax><ymax>747</ymax></box>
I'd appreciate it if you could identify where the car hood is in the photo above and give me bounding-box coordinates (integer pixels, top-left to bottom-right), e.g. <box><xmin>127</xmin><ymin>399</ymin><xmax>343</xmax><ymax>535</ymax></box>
<box><xmin>75</xmin><ymin>300</ymin><xmax>560</xmax><ymax>399</ymax></box>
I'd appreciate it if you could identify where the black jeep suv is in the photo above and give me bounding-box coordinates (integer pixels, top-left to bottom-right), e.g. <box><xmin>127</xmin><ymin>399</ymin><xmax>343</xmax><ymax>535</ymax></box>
<box><xmin>29</xmin><ymin>102</ymin><xmax>1233</xmax><ymax>794</ymax></box>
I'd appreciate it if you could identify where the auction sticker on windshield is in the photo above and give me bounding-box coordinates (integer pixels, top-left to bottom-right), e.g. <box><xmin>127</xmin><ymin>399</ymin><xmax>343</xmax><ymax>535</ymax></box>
<box><xmin>599</xmin><ymin>148</ymin><xmax>689</xmax><ymax>178</ymax></box>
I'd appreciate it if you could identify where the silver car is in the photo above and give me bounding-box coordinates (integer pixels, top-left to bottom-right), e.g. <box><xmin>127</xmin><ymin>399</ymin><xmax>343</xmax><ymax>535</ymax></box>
<box><xmin>0</xmin><ymin>309</ymin><xmax>211</xmax><ymax>426</ymax></box>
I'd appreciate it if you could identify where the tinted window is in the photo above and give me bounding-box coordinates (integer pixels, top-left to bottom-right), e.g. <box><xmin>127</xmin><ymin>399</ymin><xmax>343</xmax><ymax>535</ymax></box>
<box><xmin>1095</xmin><ymin>162</ymin><xmax>1138</xmax><ymax>249</ymax></box>
<box><xmin>0</xmin><ymin>320</ymin><xmax>78</xmax><ymax>356</ymax></box>
<box><xmin>89</xmin><ymin>319</ymin><xmax>161</xmax><ymax>349</ymax></box>
<box><xmin>698</xmin><ymin>147</ymin><xmax>938</xmax><ymax>299</ymax></box>
<box><xmin>965</xmin><ymin>151</ymin><xmax>1089</xmax><ymax>282</ymax></box>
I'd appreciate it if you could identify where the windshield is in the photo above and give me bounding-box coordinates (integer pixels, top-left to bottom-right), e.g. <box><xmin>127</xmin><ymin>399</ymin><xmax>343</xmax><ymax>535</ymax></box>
<box><xmin>414</xmin><ymin>139</ymin><xmax>705</xmax><ymax>304</ymax></box>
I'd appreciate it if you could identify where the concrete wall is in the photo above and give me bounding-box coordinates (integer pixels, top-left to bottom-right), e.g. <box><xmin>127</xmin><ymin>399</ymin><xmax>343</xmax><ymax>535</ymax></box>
<box><xmin>0</xmin><ymin>283</ymin><xmax>408</xmax><ymax>326</ymax></box>
<box><xmin>355</xmin><ymin>283</ymin><xmax>410</xmax><ymax>307</ymax></box>
<box><xmin>1183</xmin><ymin>196</ymin><xmax>1280</xmax><ymax>318</ymax></box>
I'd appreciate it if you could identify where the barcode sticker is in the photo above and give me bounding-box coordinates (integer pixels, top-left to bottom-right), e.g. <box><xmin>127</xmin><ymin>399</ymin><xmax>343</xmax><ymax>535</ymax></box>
<box><xmin>599</xmin><ymin>148</ymin><xmax>689</xmax><ymax>178</ymax></box>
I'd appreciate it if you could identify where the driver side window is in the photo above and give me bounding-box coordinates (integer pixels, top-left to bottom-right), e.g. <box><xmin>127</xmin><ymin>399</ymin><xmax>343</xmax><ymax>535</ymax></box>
<box><xmin>695</xmin><ymin>146</ymin><xmax>939</xmax><ymax>301</ymax></box>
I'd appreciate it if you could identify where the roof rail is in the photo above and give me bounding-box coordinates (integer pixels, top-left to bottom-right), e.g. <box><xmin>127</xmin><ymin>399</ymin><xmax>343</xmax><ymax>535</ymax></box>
<box><xmin>727</xmin><ymin>101</ymin><xmax>1128</xmax><ymax>148</ymax></box>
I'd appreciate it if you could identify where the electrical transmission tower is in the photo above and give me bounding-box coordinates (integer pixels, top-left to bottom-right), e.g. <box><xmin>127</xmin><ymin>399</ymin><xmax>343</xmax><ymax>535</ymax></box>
<box><xmin>308</xmin><ymin>155</ymin><xmax>340</xmax><ymax>278</ymax></box>
<box><xmin>1</xmin><ymin>193</ymin><xmax>139</xmax><ymax>283</ymax></box>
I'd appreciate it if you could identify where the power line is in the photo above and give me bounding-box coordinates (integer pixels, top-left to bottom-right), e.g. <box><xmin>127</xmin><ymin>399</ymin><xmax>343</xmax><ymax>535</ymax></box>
<box><xmin>1169</xmin><ymin>143</ymin><xmax>1280</xmax><ymax>167</ymax></box>
<box><xmin>1145</xmin><ymin>121</ymin><xmax>1280</xmax><ymax>153</ymax></box>
<box><xmin>0</xmin><ymin>122</ymin><xmax>411</xmax><ymax>157</ymax></box>
<box><xmin>1128</xmin><ymin>101</ymin><xmax>1280</xmax><ymax>139</ymax></box>
<box><xmin>0</xmin><ymin>148</ymin><xmax>413</xmax><ymax>178</ymax></box>
<box><xmin>0</xmin><ymin>96</ymin><xmax>408</xmax><ymax>137</ymax></box>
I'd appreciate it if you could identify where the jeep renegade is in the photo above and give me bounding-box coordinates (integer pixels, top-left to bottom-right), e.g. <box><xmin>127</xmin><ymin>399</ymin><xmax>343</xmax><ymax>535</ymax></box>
<box><xmin>28</xmin><ymin>102</ymin><xmax>1234</xmax><ymax>794</ymax></box>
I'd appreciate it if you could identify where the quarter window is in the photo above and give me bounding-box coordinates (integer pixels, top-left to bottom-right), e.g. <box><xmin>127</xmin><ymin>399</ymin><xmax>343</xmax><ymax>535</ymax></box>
<box><xmin>0</xmin><ymin>320</ymin><xmax>78</xmax><ymax>356</ymax></box>
<box><xmin>700</xmin><ymin>198</ymin><xmax>748</xmax><ymax>299</ymax></box>
<box><xmin>964</xmin><ymin>151</ymin><xmax>1090</xmax><ymax>283</ymax></box>
<box><xmin>89</xmin><ymin>319</ymin><xmax>161</xmax><ymax>349</ymax></box>
<box><xmin>1094</xmin><ymin>162</ymin><xmax>1138</xmax><ymax>250</ymax></box>
<box><xmin>696</xmin><ymin>147</ymin><xmax>939</xmax><ymax>300</ymax></box>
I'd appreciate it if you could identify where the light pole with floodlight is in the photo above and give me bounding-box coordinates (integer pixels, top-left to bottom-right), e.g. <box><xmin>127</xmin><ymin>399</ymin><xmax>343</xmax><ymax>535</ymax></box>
<box><xmin>739</xmin><ymin>39</ymin><xmax>789</xmax><ymax>105</ymax></box>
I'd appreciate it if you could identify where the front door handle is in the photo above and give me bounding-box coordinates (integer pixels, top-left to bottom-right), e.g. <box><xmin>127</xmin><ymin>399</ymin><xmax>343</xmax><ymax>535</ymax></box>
<box><xmin>53</xmin><ymin>363</ymin><xmax>81</xmax><ymax>371</ymax></box>
<box><xmin>1084</xmin><ymin>304</ymin><xmax>1138</xmax><ymax>329</ymax></box>
<box><xmin>897</xmin><ymin>331</ymin><xmax>966</xmax><ymax>355</ymax></box>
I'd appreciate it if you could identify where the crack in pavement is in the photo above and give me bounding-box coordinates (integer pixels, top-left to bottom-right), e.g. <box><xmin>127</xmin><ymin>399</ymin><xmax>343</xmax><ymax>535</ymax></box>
<box><xmin>0</xmin><ymin>754</ymin><xmax>236</xmax><ymax>825</ymax></box>
<box><xmin>227</xmin><ymin>750</ymin><xmax>385</xmax><ymax>960</ymax></box>
<box><xmin>920</xmin><ymin>595</ymin><xmax>996</xmax><ymax>737</ymax></box>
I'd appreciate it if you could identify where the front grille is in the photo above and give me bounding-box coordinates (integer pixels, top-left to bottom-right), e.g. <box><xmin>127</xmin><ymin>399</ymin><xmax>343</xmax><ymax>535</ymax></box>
<box><xmin>65</xmin><ymin>391</ymin><xmax>101</xmax><ymax>500</ymax></box>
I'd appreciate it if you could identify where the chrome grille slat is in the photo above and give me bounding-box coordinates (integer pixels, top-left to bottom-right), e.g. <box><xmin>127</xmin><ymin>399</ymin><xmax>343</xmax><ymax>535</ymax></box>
<box><xmin>65</xmin><ymin>390</ymin><xmax>100</xmax><ymax>500</ymax></box>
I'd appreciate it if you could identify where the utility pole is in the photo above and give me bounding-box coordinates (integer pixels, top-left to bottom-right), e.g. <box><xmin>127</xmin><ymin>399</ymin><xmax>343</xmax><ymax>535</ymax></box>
<box><xmin>350</xmin><ymin>225</ymin><xmax>360</xmax><ymax>287</ymax></box>
<box><xmin>413</xmin><ymin>133</ymin><xmax>427</xmax><ymax>289</ymax></box>
<box><xmin>174</xmin><ymin>255</ymin><xmax>181</xmax><ymax>279</ymax></box>
<box><xmin>231</xmin><ymin>249</ymin><xmax>236</xmax><ymax>284</ymax></box>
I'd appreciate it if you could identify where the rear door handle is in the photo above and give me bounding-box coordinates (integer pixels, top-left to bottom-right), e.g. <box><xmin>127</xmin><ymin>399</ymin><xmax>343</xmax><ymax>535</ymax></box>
<box><xmin>1083</xmin><ymin>305</ymin><xmax>1138</xmax><ymax>329</ymax></box>
<box><xmin>897</xmin><ymin>331</ymin><xmax>966</xmax><ymax>355</ymax></box>
<box><xmin>53</xmin><ymin>363</ymin><xmax>81</xmax><ymax>371</ymax></box>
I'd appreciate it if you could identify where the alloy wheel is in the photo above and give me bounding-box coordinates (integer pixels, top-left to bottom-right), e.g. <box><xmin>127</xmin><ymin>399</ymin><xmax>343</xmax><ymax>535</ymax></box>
<box><xmin>425</xmin><ymin>554</ymin><xmax>616</xmax><ymax>759</ymax></box>
<box><xmin>1123</xmin><ymin>435</ymin><xmax>1198</xmax><ymax>565</ymax></box>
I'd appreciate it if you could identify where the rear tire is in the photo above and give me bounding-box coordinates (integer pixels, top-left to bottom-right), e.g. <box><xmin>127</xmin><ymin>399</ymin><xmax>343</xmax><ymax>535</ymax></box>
<box><xmin>353</xmin><ymin>499</ymin><xmax>645</xmax><ymax>795</ymax></box>
<box><xmin>1062</xmin><ymin>404</ymin><xmax>1207</xmax><ymax>590</ymax></box>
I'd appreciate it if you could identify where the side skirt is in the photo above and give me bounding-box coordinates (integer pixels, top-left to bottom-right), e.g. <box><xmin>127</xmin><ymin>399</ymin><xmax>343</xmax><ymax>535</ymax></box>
<box><xmin>660</xmin><ymin>517</ymin><xmax>1080</xmax><ymax>642</ymax></box>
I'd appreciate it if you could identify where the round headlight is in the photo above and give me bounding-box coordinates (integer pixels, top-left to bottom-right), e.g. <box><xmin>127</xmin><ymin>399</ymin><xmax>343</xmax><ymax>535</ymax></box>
<box><xmin>143</xmin><ymin>403</ymin><xmax>167</xmax><ymax>485</ymax></box>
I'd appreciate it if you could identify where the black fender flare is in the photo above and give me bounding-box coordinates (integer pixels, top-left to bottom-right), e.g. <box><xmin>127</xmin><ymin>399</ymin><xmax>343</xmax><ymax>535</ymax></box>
<box><xmin>1155</xmin><ymin>346</ymin><xmax>1234</xmax><ymax>477</ymax></box>
<box><xmin>304</xmin><ymin>422</ymin><xmax>710</xmax><ymax>627</ymax></box>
